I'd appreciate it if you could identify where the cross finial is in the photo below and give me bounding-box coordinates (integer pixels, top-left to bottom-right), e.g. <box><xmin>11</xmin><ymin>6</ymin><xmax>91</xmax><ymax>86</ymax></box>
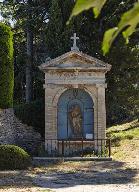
<box><xmin>71</xmin><ymin>33</ymin><xmax>79</xmax><ymax>51</ymax></box>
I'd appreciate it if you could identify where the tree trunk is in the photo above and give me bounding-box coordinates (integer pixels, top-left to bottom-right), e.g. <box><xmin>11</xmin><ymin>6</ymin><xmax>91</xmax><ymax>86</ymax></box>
<box><xmin>26</xmin><ymin>28</ymin><xmax>33</xmax><ymax>103</ymax></box>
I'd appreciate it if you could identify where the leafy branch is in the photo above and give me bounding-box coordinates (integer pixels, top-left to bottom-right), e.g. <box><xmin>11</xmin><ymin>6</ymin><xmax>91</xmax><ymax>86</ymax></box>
<box><xmin>69</xmin><ymin>0</ymin><xmax>139</xmax><ymax>55</ymax></box>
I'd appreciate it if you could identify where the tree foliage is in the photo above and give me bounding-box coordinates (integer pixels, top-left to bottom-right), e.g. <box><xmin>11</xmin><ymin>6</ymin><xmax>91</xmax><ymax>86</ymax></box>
<box><xmin>0</xmin><ymin>23</ymin><xmax>14</xmax><ymax>109</ymax></box>
<box><xmin>69</xmin><ymin>0</ymin><xmax>107</xmax><ymax>21</ymax></box>
<box><xmin>14</xmin><ymin>99</ymin><xmax>45</xmax><ymax>136</ymax></box>
<box><xmin>0</xmin><ymin>0</ymin><xmax>48</xmax><ymax>103</ymax></box>
<box><xmin>45</xmin><ymin>0</ymin><xmax>75</xmax><ymax>58</ymax></box>
<box><xmin>106</xmin><ymin>41</ymin><xmax>139</xmax><ymax>124</ymax></box>
<box><xmin>103</xmin><ymin>2</ymin><xmax>139</xmax><ymax>54</ymax></box>
<box><xmin>70</xmin><ymin>0</ymin><xmax>139</xmax><ymax>54</ymax></box>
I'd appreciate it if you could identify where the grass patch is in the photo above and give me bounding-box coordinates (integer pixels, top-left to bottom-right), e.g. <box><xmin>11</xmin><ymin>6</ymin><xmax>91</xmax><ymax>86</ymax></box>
<box><xmin>107</xmin><ymin>120</ymin><xmax>139</xmax><ymax>133</ymax></box>
<box><xmin>111</xmin><ymin>139</ymin><xmax>139</xmax><ymax>162</ymax></box>
<box><xmin>107</xmin><ymin>120</ymin><xmax>139</xmax><ymax>146</ymax></box>
<box><xmin>107</xmin><ymin>120</ymin><xmax>139</xmax><ymax>162</ymax></box>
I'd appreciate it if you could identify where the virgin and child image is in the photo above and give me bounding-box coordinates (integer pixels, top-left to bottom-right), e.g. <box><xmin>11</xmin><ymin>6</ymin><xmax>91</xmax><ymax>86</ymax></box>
<box><xmin>68</xmin><ymin>105</ymin><xmax>83</xmax><ymax>138</ymax></box>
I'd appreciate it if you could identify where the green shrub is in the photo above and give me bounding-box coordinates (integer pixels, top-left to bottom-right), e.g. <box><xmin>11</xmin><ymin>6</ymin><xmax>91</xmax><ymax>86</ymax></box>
<box><xmin>14</xmin><ymin>99</ymin><xmax>45</xmax><ymax>136</ymax></box>
<box><xmin>0</xmin><ymin>23</ymin><xmax>14</xmax><ymax>108</ymax></box>
<box><xmin>0</xmin><ymin>145</ymin><xmax>31</xmax><ymax>170</ymax></box>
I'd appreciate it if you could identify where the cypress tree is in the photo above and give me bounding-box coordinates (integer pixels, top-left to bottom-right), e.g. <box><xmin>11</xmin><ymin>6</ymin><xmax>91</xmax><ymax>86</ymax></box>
<box><xmin>45</xmin><ymin>0</ymin><xmax>82</xmax><ymax>58</ymax></box>
<box><xmin>0</xmin><ymin>23</ymin><xmax>14</xmax><ymax>108</ymax></box>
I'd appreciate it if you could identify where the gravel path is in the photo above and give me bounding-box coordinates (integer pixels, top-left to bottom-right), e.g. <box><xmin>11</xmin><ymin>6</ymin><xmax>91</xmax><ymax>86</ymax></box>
<box><xmin>44</xmin><ymin>184</ymin><xmax>139</xmax><ymax>192</ymax></box>
<box><xmin>0</xmin><ymin>161</ymin><xmax>139</xmax><ymax>192</ymax></box>
<box><xmin>34</xmin><ymin>173</ymin><xmax>139</xmax><ymax>192</ymax></box>
<box><xmin>33</xmin><ymin>161</ymin><xmax>139</xmax><ymax>192</ymax></box>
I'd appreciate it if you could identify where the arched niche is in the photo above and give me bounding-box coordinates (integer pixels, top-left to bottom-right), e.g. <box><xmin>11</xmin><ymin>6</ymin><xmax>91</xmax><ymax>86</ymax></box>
<box><xmin>57</xmin><ymin>88</ymin><xmax>94</xmax><ymax>139</ymax></box>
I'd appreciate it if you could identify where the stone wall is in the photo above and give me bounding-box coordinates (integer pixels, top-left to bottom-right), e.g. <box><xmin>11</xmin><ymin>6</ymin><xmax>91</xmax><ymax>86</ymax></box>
<box><xmin>0</xmin><ymin>108</ymin><xmax>41</xmax><ymax>154</ymax></box>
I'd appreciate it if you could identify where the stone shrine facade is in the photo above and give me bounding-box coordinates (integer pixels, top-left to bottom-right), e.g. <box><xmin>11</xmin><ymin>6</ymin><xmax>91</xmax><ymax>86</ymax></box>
<box><xmin>39</xmin><ymin>34</ymin><xmax>111</xmax><ymax>151</ymax></box>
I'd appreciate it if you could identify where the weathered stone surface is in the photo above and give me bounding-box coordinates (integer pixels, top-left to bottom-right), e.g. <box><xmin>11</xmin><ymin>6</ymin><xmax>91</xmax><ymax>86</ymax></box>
<box><xmin>0</xmin><ymin>108</ymin><xmax>41</xmax><ymax>154</ymax></box>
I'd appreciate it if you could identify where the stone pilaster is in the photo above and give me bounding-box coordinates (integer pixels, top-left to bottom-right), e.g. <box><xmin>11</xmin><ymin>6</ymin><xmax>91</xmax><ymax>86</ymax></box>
<box><xmin>45</xmin><ymin>84</ymin><xmax>58</xmax><ymax>140</ymax></box>
<box><xmin>96</xmin><ymin>84</ymin><xmax>107</xmax><ymax>139</ymax></box>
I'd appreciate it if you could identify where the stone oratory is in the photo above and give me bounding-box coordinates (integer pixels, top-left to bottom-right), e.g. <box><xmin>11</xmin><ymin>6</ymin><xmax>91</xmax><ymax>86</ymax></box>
<box><xmin>39</xmin><ymin>33</ymin><xmax>111</xmax><ymax>153</ymax></box>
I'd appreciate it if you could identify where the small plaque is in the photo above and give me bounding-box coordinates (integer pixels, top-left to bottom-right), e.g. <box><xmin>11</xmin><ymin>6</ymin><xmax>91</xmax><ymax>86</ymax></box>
<box><xmin>86</xmin><ymin>134</ymin><xmax>93</xmax><ymax>139</ymax></box>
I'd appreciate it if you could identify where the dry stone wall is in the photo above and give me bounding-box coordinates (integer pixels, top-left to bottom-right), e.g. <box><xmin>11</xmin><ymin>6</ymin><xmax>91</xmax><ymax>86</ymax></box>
<box><xmin>0</xmin><ymin>109</ymin><xmax>15</xmax><ymax>144</ymax></box>
<box><xmin>0</xmin><ymin>108</ymin><xmax>41</xmax><ymax>154</ymax></box>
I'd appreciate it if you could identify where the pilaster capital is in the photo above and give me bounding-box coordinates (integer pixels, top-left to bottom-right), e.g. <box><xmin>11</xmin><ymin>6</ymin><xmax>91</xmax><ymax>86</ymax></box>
<box><xmin>96</xmin><ymin>83</ymin><xmax>107</xmax><ymax>89</ymax></box>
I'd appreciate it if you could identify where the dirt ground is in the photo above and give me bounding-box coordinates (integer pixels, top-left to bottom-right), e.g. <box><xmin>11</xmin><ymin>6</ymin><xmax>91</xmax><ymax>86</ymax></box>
<box><xmin>0</xmin><ymin>139</ymin><xmax>139</xmax><ymax>192</ymax></box>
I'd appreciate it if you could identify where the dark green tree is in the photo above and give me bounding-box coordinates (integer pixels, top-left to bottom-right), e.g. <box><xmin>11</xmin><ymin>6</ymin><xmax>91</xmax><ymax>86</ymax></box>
<box><xmin>0</xmin><ymin>23</ymin><xmax>14</xmax><ymax>108</ymax></box>
<box><xmin>45</xmin><ymin>0</ymin><xmax>84</xmax><ymax>58</ymax></box>
<box><xmin>106</xmin><ymin>42</ymin><xmax>139</xmax><ymax>124</ymax></box>
<box><xmin>0</xmin><ymin>0</ymin><xmax>49</xmax><ymax>103</ymax></box>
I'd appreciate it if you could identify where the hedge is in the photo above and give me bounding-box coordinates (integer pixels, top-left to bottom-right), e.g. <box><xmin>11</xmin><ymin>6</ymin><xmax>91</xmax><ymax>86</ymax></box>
<box><xmin>0</xmin><ymin>145</ymin><xmax>31</xmax><ymax>170</ymax></box>
<box><xmin>14</xmin><ymin>99</ymin><xmax>45</xmax><ymax>137</ymax></box>
<box><xmin>0</xmin><ymin>23</ymin><xmax>14</xmax><ymax>108</ymax></box>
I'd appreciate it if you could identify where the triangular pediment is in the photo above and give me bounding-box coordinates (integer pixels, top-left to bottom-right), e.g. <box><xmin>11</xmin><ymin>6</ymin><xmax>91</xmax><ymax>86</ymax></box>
<box><xmin>39</xmin><ymin>50</ymin><xmax>111</xmax><ymax>72</ymax></box>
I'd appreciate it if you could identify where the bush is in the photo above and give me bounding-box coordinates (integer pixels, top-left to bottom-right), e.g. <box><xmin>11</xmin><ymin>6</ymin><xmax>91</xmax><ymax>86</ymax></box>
<box><xmin>0</xmin><ymin>23</ymin><xmax>14</xmax><ymax>108</ymax></box>
<box><xmin>14</xmin><ymin>99</ymin><xmax>45</xmax><ymax>136</ymax></box>
<box><xmin>0</xmin><ymin>145</ymin><xmax>31</xmax><ymax>170</ymax></box>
